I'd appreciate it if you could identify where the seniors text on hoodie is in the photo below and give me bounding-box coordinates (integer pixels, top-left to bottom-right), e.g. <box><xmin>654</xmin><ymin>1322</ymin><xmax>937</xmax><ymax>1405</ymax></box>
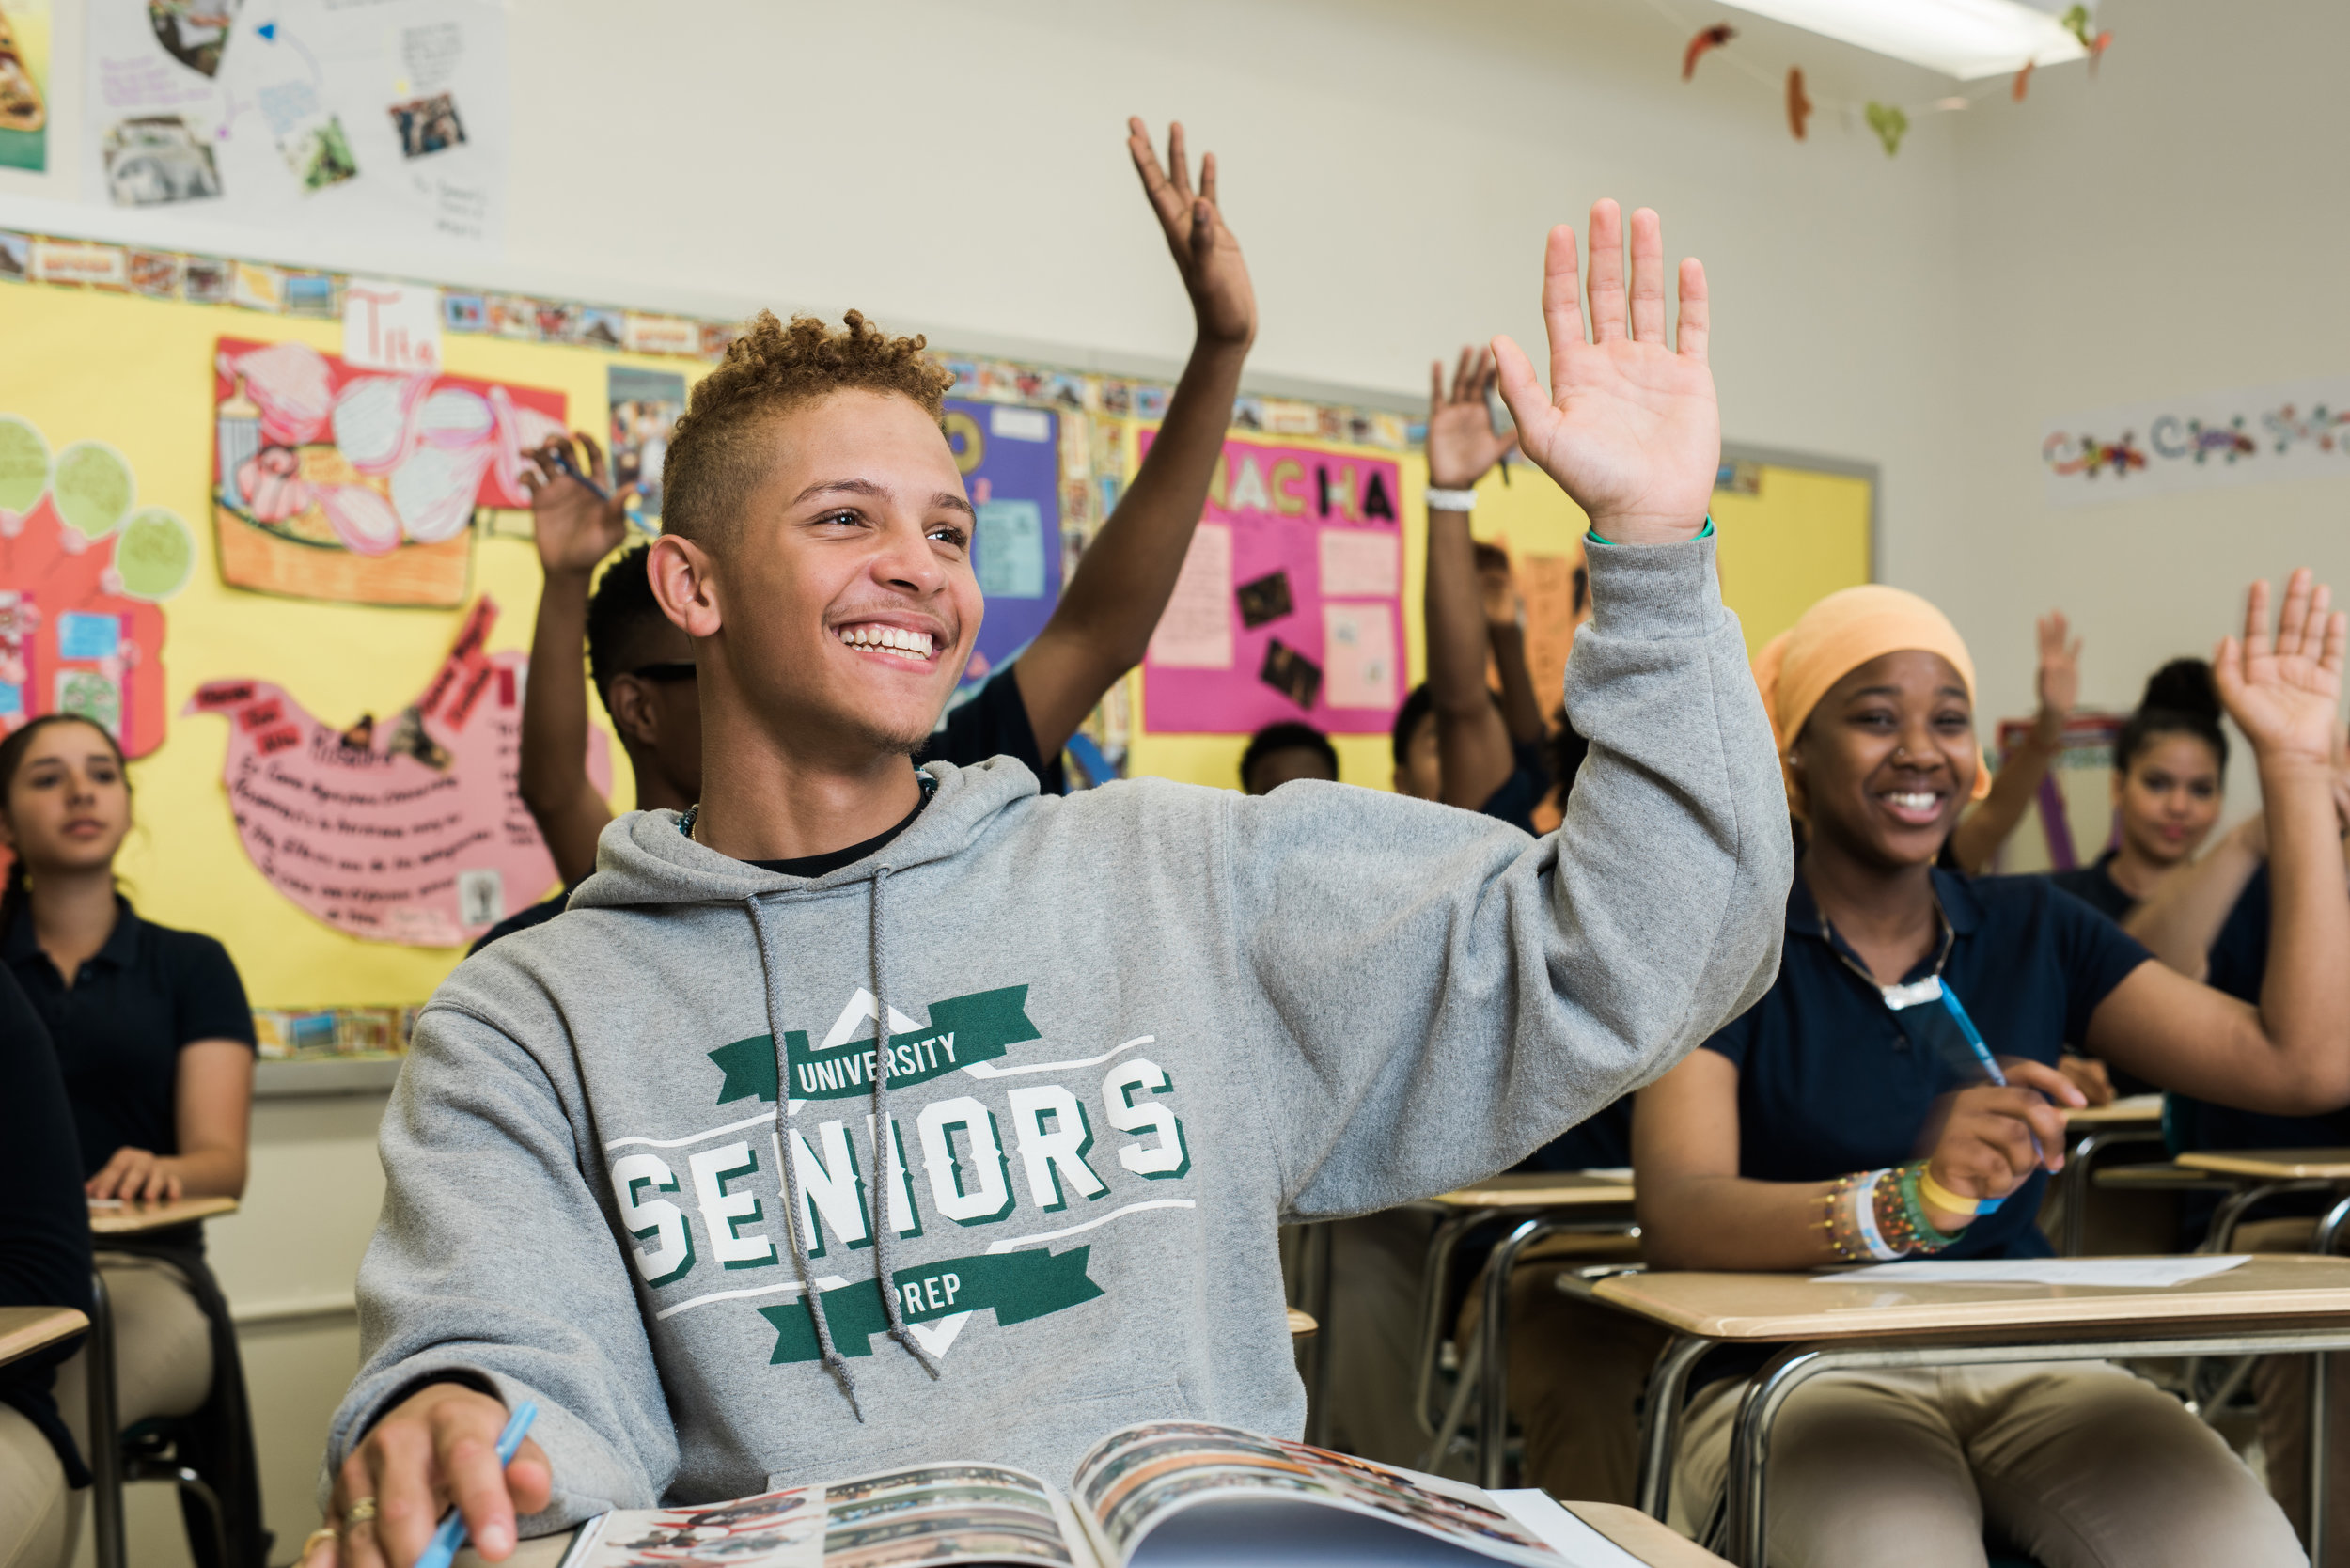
<box><xmin>329</xmin><ymin>534</ymin><xmax>1791</xmax><ymax>1526</ymax></box>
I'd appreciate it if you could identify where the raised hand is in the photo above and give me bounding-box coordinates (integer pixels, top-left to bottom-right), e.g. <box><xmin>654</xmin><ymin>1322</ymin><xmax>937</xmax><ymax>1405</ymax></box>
<box><xmin>1427</xmin><ymin>346</ymin><xmax>1518</xmax><ymax>491</ymax></box>
<box><xmin>2214</xmin><ymin>569</ymin><xmax>2347</xmax><ymax>768</ymax></box>
<box><xmin>520</xmin><ymin>432</ymin><xmax>632</xmax><ymax>579</ymax></box>
<box><xmin>2030</xmin><ymin>610</ymin><xmax>2081</xmax><ymax>745</ymax></box>
<box><xmin>1127</xmin><ymin>118</ymin><xmax>1256</xmax><ymax>351</ymax></box>
<box><xmin>1492</xmin><ymin>201</ymin><xmax>1716</xmax><ymax>546</ymax></box>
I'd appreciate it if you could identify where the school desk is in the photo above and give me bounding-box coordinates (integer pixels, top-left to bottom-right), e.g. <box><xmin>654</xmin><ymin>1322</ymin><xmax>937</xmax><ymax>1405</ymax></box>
<box><xmin>86</xmin><ymin>1195</ymin><xmax>241</xmax><ymax>1235</ymax></box>
<box><xmin>453</xmin><ymin>1499</ymin><xmax>1735</xmax><ymax>1568</ymax></box>
<box><xmin>2058</xmin><ymin>1095</ymin><xmax>2167</xmax><ymax>1255</ymax></box>
<box><xmin>1287</xmin><ymin>1308</ymin><xmax>1317</xmax><ymax>1338</ymax></box>
<box><xmin>0</xmin><ymin>1306</ymin><xmax>88</xmax><ymax>1370</ymax></box>
<box><xmin>1567</xmin><ymin>1255</ymin><xmax>2350</xmax><ymax>1568</ymax></box>
<box><xmin>1420</xmin><ymin>1171</ymin><xmax>1639</xmax><ymax>1486</ymax></box>
<box><xmin>2177</xmin><ymin>1149</ymin><xmax>2350</xmax><ymax>1254</ymax></box>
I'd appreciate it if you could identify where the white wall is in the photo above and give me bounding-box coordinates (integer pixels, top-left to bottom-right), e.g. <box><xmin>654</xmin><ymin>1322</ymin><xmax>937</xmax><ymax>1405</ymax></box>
<box><xmin>1946</xmin><ymin>0</ymin><xmax>2350</xmax><ymax>813</ymax></box>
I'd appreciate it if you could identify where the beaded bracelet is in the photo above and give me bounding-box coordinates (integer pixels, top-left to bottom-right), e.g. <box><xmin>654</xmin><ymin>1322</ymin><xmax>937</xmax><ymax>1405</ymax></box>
<box><xmin>1888</xmin><ymin>1161</ymin><xmax>1963</xmax><ymax>1254</ymax></box>
<box><xmin>1821</xmin><ymin>1169</ymin><xmax>1904</xmax><ymax>1262</ymax></box>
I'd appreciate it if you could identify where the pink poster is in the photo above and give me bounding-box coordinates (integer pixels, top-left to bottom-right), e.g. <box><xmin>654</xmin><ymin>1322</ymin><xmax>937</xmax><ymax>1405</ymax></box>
<box><xmin>1141</xmin><ymin>433</ymin><xmax>1404</xmax><ymax>735</ymax></box>
<box><xmin>185</xmin><ymin>597</ymin><xmax>611</xmax><ymax>948</ymax></box>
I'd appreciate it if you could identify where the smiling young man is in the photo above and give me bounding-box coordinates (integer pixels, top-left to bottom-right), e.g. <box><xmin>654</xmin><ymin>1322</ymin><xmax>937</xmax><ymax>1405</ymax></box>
<box><xmin>311</xmin><ymin>200</ymin><xmax>1793</xmax><ymax>1568</ymax></box>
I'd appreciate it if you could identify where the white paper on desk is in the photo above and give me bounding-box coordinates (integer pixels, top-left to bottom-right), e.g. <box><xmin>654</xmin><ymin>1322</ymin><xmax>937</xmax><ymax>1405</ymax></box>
<box><xmin>1814</xmin><ymin>1256</ymin><xmax>2250</xmax><ymax>1288</ymax></box>
<box><xmin>1489</xmin><ymin>1492</ymin><xmax>1649</xmax><ymax>1568</ymax></box>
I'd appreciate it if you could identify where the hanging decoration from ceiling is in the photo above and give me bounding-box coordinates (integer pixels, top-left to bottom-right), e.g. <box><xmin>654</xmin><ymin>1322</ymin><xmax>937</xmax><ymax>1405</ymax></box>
<box><xmin>1653</xmin><ymin>0</ymin><xmax>2113</xmax><ymax>157</ymax></box>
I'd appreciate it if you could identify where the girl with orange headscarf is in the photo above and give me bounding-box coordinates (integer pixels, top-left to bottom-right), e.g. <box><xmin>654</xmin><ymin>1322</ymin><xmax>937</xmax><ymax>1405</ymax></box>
<box><xmin>1615</xmin><ymin>572</ymin><xmax>2350</xmax><ymax>1567</ymax></box>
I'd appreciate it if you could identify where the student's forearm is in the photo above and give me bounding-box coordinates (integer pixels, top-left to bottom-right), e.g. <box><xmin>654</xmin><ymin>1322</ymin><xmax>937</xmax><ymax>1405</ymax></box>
<box><xmin>1489</xmin><ymin>623</ymin><xmax>1545</xmax><ymax>745</ymax></box>
<box><xmin>1946</xmin><ymin>728</ymin><xmax>2058</xmax><ymax>873</ymax></box>
<box><xmin>1638</xmin><ymin>1176</ymin><xmax>1845</xmax><ymax>1272</ymax></box>
<box><xmin>521</xmin><ymin>567</ymin><xmax>605</xmax><ymax>885</ymax></box>
<box><xmin>166</xmin><ymin>1145</ymin><xmax>248</xmax><ymax>1200</ymax></box>
<box><xmin>2253</xmin><ymin>755</ymin><xmax>2350</xmax><ymax>1080</ymax></box>
<box><xmin>1425</xmin><ymin>507</ymin><xmax>1515</xmax><ymax>808</ymax></box>
<box><xmin>2123</xmin><ymin>818</ymin><xmax>2265</xmax><ymax>980</ymax></box>
<box><xmin>1016</xmin><ymin>337</ymin><xmax>1249</xmax><ymax>754</ymax></box>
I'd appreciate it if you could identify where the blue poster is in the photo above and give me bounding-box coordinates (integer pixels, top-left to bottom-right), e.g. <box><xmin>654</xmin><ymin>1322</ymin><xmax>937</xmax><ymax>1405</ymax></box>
<box><xmin>942</xmin><ymin>399</ymin><xmax>1060</xmax><ymax>692</ymax></box>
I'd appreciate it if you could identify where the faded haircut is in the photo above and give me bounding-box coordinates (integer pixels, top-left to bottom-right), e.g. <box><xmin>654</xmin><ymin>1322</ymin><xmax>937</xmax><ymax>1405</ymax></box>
<box><xmin>660</xmin><ymin>309</ymin><xmax>956</xmax><ymax>548</ymax></box>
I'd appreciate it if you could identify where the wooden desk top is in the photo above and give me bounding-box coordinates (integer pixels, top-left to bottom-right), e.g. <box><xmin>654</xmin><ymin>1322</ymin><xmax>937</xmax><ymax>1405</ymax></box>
<box><xmin>2094</xmin><ymin>1162</ymin><xmax>2237</xmax><ymax>1192</ymax></box>
<box><xmin>1434</xmin><ymin>1170</ymin><xmax>1637</xmax><ymax>1209</ymax></box>
<box><xmin>2177</xmin><ymin>1149</ymin><xmax>2350</xmax><ymax>1181</ymax></box>
<box><xmin>1287</xmin><ymin>1308</ymin><xmax>1316</xmax><ymax>1337</ymax></box>
<box><xmin>2067</xmin><ymin>1093</ymin><xmax>2165</xmax><ymax>1128</ymax></box>
<box><xmin>1569</xmin><ymin>1501</ymin><xmax>1731</xmax><ymax>1565</ymax></box>
<box><xmin>0</xmin><ymin>1307</ymin><xmax>87</xmax><ymax>1369</ymax></box>
<box><xmin>474</xmin><ymin>1500</ymin><xmax>1726</xmax><ymax>1568</ymax></box>
<box><xmin>1591</xmin><ymin>1255</ymin><xmax>2350</xmax><ymax>1341</ymax></box>
<box><xmin>87</xmin><ymin>1196</ymin><xmax>239</xmax><ymax>1235</ymax></box>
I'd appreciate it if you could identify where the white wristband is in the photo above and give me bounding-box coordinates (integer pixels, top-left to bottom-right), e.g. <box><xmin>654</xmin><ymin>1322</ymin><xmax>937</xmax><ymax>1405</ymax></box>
<box><xmin>1425</xmin><ymin>486</ymin><xmax>1479</xmax><ymax>512</ymax></box>
<box><xmin>1853</xmin><ymin>1169</ymin><xmax>1904</xmax><ymax>1261</ymax></box>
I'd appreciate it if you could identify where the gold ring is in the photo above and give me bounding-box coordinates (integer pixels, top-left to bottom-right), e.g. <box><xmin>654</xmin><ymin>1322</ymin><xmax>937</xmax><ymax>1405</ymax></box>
<box><xmin>302</xmin><ymin>1527</ymin><xmax>337</xmax><ymax>1556</ymax></box>
<box><xmin>345</xmin><ymin>1496</ymin><xmax>379</xmax><ymax>1527</ymax></box>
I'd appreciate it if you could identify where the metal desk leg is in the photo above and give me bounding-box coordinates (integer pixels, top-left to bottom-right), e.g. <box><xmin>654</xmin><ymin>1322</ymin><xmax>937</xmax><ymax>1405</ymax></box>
<box><xmin>1635</xmin><ymin>1333</ymin><xmax>1714</xmax><ymax>1523</ymax></box>
<box><xmin>87</xmin><ymin>1267</ymin><xmax>125</xmax><ymax>1568</ymax></box>
<box><xmin>2316</xmin><ymin>1194</ymin><xmax>2350</xmax><ymax>1259</ymax></box>
<box><xmin>1725</xmin><ymin>1347</ymin><xmax>1830</xmax><ymax>1568</ymax></box>
<box><xmin>1478</xmin><ymin>1217</ymin><xmax>1571</xmax><ymax>1490</ymax></box>
<box><xmin>1414</xmin><ymin>1208</ymin><xmax>1497</xmax><ymax>1439</ymax></box>
<box><xmin>2060</xmin><ymin>1128</ymin><xmax>2163</xmax><ymax>1256</ymax></box>
<box><xmin>2313</xmin><ymin>1347</ymin><xmax>2332</xmax><ymax>1568</ymax></box>
<box><xmin>1301</xmin><ymin>1221</ymin><xmax>1335</xmax><ymax>1448</ymax></box>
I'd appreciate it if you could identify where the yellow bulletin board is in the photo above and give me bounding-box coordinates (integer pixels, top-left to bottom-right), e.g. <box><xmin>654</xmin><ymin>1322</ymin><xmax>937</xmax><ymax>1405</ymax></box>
<box><xmin>1126</xmin><ymin>445</ymin><xmax>1876</xmax><ymax>792</ymax></box>
<box><xmin>1</xmin><ymin>281</ymin><xmax>690</xmax><ymax>1008</ymax></box>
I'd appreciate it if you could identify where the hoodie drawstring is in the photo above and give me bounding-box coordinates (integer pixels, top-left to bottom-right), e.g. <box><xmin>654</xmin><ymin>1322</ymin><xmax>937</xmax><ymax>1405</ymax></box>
<box><xmin>746</xmin><ymin>893</ymin><xmax>863</xmax><ymax>1419</ymax></box>
<box><xmin>744</xmin><ymin>867</ymin><xmax>937</xmax><ymax>1423</ymax></box>
<box><xmin>870</xmin><ymin>865</ymin><xmax>941</xmax><ymax>1381</ymax></box>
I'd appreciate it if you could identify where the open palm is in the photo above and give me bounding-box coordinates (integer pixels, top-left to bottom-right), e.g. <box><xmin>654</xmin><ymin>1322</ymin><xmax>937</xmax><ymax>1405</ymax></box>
<box><xmin>1426</xmin><ymin>346</ymin><xmax>1518</xmax><ymax>491</ymax></box>
<box><xmin>1492</xmin><ymin>201</ymin><xmax>1716</xmax><ymax>546</ymax></box>
<box><xmin>2215</xmin><ymin>568</ymin><xmax>2347</xmax><ymax>766</ymax></box>
<box><xmin>1127</xmin><ymin>118</ymin><xmax>1256</xmax><ymax>351</ymax></box>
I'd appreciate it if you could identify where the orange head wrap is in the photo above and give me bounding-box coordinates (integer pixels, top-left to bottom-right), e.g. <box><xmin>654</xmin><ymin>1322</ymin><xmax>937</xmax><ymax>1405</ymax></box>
<box><xmin>1750</xmin><ymin>584</ymin><xmax>1993</xmax><ymax>821</ymax></box>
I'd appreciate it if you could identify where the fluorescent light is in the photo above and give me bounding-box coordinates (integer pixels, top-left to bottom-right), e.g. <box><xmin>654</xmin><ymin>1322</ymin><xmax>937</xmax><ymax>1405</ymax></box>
<box><xmin>1718</xmin><ymin>0</ymin><xmax>2089</xmax><ymax>80</ymax></box>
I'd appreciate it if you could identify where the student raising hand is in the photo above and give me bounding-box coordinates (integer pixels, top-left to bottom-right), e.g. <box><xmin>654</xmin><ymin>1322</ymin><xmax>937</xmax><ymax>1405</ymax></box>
<box><xmin>1427</xmin><ymin>346</ymin><xmax>1516</xmax><ymax>491</ymax></box>
<box><xmin>1492</xmin><ymin>200</ymin><xmax>1716</xmax><ymax>547</ymax></box>
<box><xmin>1126</xmin><ymin>117</ymin><xmax>1256</xmax><ymax>350</ymax></box>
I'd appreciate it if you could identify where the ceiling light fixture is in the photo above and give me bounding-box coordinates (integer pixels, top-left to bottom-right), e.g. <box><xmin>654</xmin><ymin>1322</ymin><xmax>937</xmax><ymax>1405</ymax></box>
<box><xmin>1716</xmin><ymin>0</ymin><xmax>2089</xmax><ymax>80</ymax></box>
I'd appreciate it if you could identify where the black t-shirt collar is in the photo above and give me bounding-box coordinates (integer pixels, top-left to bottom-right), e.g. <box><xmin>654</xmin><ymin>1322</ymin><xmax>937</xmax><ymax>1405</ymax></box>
<box><xmin>2</xmin><ymin>893</ymin><xmax>139</xmax><ymax>972</ymax></box>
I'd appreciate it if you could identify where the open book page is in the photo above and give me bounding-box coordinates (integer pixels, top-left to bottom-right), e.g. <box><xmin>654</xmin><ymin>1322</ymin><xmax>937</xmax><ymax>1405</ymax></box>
<box><xmin>560</xmin><ymin>1464</ymin><xmax>1086</xmax><ymax>1568</ymax></box>
<box><xmin>1812</xmin><ymin>1256</ymin><xmax>2250</xmax><ymax>1288</ymax></box>
<box><xmin>1069</xmin><ymin>1421</ymin><xmax>1559</xmax><ymax>1568</ymax></box>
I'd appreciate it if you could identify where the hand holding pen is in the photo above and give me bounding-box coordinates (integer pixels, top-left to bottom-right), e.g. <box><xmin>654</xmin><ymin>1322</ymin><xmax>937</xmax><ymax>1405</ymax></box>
<box><xmin>307</xmin><ymin>1384</ymin><xmax>552</xmax><ymax>1568</ymax></box>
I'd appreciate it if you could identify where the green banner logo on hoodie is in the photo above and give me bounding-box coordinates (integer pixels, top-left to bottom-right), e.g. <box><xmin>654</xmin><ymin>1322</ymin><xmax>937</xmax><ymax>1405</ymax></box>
<box><xmin>707</xmin><ymin>986</ymin><xmax>1043</xmax><ymax>1105</ymax></box>
<box><xmin>759</xmin><ymin>1246</ymin><xmax>1104</xmax><ymax>1360</ymax></box>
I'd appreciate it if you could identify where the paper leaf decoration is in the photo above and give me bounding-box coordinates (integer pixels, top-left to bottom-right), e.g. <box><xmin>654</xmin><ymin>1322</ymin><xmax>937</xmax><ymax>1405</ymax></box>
<box><xmin>1683</xmin><ymin>23</ymin><xmax>1735</xmax><ymax>81</ymax></box>
<box><xmin>1865</xmin><ymin>102</ymin><xmax>1909</xmax><ymax>157</ymax></box>
<box><xmin>1786</xmin><ymin>67</ymin><xmax>1811</xmax><ymax>140</ymax></box>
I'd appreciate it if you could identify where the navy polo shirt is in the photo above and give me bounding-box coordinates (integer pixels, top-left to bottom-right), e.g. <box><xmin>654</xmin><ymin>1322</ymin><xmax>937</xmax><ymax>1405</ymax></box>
<box><xmin>2173</xmin><ymin>865</ymin><xmax>2350</xmax><ymax>1151</ymax></box>
<box><xmin>3</xmin><ymin>898</ymin><xmax>256</xmax><ymax>1180</ymax></box>
<box><xmin>1702</xmin><ymin>868</ymin><xmax>2153</xmax><ymax>1259</ymax></box>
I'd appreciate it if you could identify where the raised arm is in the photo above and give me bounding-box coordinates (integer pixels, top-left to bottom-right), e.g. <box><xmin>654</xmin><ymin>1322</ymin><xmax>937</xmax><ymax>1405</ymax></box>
<box><xmin>1423</xmin><ymin>348</ymin><xmax>1523</xmax><ymax>809</ymax></box>
<box><xmin>1947</xmin><ymin>611</ymin><xmax>2078</xmax><ymax>873</ymax></box>
<box><xmin>2123</xmin><ymin>814</ymin><xmax>2268</xmax><ymax>980</ymax></box>
<box><xmin>1235</xmin><ymin>202</ymin><xmax>1790</xmax><ymax>1217</ymax></box>
<box><xmin>2085</xmin><ymin>571</ymin><xmax>2350</xmax><ymax>1112</ymax></box>
<box><xmin>1482</xmin><ymin>551</ymin><xmax>1547</xmax><ymax>745</ymax></box>
<box><xmin>517</xmin><ymin>435</ymin><xmax>634</xmax><ymax>886</ymax></box>
<box><xmin>1010</xmin><ymin>118</ymin><xmax>1256</xmax><ymax>757</ymax></box>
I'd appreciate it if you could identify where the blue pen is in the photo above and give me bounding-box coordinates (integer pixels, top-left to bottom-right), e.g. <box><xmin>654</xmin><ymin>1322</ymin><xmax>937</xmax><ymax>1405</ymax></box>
<box><xmin>546</xmin><ymin>447</ymin><xmax>608</xmax><ymax>501</ymax></box>
<box><xmin>415</xmin><ymin>1402</ymin><xmax>537</xmax><ymax>1568</ymax></box>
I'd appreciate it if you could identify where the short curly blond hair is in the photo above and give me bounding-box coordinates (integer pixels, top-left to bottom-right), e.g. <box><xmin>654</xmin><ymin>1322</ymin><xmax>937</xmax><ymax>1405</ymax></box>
<box><xmin>661</xmin><ymin>309</ymin><xmax>956</xmax><ymax>545</ymax></box>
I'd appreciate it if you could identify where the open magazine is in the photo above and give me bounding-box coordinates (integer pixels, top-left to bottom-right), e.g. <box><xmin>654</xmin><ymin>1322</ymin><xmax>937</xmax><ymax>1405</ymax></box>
<box><xmin>556</xmin><ymin>1420</ymin><xmax>1648</xmax><ymax>1568</ymax></box>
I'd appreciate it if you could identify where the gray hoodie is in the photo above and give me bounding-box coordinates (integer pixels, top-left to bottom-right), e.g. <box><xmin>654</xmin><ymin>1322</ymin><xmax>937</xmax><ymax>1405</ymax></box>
<box><xmin>327</xmin><ymin>534</ymin><xmax>1789</xmax><ymax>1525</ymax></box>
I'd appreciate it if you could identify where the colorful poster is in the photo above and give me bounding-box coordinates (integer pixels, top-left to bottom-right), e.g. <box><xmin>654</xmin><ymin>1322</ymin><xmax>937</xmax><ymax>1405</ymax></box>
<box><xmin>940</xmin><ymin>398</ymin><xmax>1060</xmax><ymax>693</ymax></box>
<box><xmin>212</xmin><ymin>335</ymin><xmax>564</xmax><ymax>605</ymax></box>
<box><xmin>2043</xmin><ymin>373</ymin><xmax>2350</xmax><ymax>507</ymax></box>
<box><xmin>185</xmin><ymin>597</ymin><xmax>612</xmax><ymax>947</ymax></box>
<box><xmin>0</xmin><ymin>415</ymin><xmax>195</xmax><ymax>757</ymax></box>
<box><xmin>1141</xmin><ymin>435</ymin><xmax>1403</xmax><ymax>735</ymax></box>
<box><xmin>84</xmin><ymin>0</ymin><xmax>508</xmax><ymax>246</ymax></box>
<box><xmin>607</xmin><ymin>365</ymin><xmax>683</xmax><ymax>525</ymax></box>
<box><xmin>0</xmin><ymin>0</ymin><xmax>47</xmax><ymax>171</ymax></box>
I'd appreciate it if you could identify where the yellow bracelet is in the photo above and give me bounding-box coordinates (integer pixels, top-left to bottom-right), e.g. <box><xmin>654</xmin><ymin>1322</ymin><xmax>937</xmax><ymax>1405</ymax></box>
<box><xmin>1918</xmin><ymin>1167</ymin><xmax>2001</xmax><ymax>1218</ymax></box>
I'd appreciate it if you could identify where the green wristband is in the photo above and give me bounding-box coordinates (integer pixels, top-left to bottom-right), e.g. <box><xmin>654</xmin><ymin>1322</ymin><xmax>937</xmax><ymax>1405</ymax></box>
<box><xmin>1585</xmin><ymin>516</ymin><xmax>1714</xmax><ymax>547</ymax></box>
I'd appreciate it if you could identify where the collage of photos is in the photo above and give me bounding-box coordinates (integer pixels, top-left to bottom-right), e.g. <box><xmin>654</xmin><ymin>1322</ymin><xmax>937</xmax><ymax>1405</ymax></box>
<box><xmin>1071</xmin><ymin>1422</ymin><xmax>1559</xmax><ymax>1568</ymax></box>
<box><xmin>562</xmin><ymin>1466</ymin><xmax>1079</xmax><ymax>1568</ymax></box>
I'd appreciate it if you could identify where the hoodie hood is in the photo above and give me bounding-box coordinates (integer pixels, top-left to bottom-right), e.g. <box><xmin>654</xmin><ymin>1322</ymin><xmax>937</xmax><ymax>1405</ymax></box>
<box><xmin>571</xmin><ymin>757</ymin><xmax>1042</xmax><ymax>914</ymax></box>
